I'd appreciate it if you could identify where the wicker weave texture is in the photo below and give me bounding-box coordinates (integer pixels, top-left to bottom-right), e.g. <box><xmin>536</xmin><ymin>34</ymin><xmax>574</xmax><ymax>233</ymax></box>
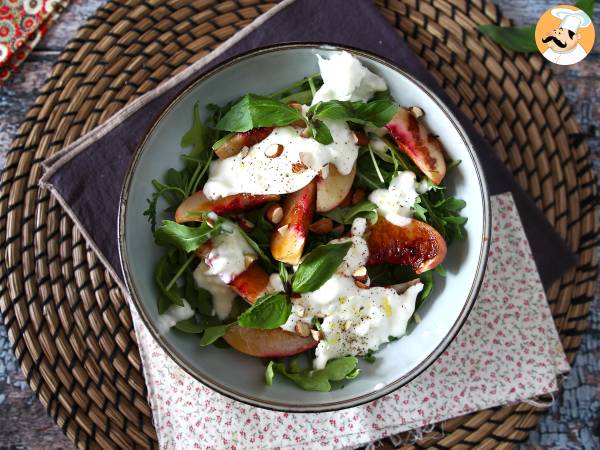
<box><xmin>0</xmin><ymin>1</ymin><xmax>597</xmax><ymax>449</ymax></box>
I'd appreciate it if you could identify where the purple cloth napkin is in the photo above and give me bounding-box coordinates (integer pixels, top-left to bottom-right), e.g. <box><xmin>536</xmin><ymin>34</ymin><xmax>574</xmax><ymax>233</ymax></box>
<box><xmin>41</xmin><ymin>0</ymin><xmax>576</xmax><ymax>288</ymax></box>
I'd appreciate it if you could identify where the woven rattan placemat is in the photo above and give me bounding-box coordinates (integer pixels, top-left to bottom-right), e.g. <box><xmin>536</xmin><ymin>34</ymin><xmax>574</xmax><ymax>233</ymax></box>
<box><xmin>0</xmin><ymin>0</ymin><xmax>597</xmax><ymax>448</ymax></box>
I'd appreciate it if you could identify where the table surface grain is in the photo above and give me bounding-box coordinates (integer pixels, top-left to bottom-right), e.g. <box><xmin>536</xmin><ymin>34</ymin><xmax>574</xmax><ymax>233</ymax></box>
<box><xmin>0</xmin><ymin>1</ymin><xmax>598</xmax><ymax>449</ymax></box>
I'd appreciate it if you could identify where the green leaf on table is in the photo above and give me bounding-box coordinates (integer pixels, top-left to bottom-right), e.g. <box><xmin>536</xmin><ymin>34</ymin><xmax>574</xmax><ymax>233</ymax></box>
<box><xmin>268</xmin><ymin>356</ymin><xmax>359</xmax><ymax>391</ymax></box>
<box><xmin>238</xmin><ymin>293</ymin><xmax>291</xmax><ymax>329</ymax></box>
<box><xmin>216</xmin><ymin>94</ymin><xmax>304</xmax><ymax>132</ymax></box>
<box><xmin>477</xmin><ymin>24</ymin><xmax>537</xmax><ymax>52</ymax></box>
<box><xmin>292</xmin><ymin>242</ymin><xmax>352</xmax><ymax>293</ymax></box>
<box><xmin>154</xmin><ymin>220</ymin><xmax>222</xmax><ymax>253</ymax></box>
<box><xmin>309</xmin><ymin>99</ymin><xmax>399</xmax><ymax>127</ymax></box>
<box><xmin>575</xmin><ymin>0</ymin><xmax>595</xmax><ymax>18</ymax></box>
<box><xmin>199</xmin><ymin>323</ymin><xmax>234</xmax><ymax>346</ymax></box>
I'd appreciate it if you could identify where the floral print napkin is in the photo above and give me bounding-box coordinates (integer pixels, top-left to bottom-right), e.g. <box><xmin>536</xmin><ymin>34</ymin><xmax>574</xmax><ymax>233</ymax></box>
<box><xmin>0</xmin><ymin>0</ymin><xmax>68</xmax><ymax>84</ymax></box>
<box><xmin>128</xmin><ymin>192</ymin><xmax>569</xmax><ymax>450</ymax></box>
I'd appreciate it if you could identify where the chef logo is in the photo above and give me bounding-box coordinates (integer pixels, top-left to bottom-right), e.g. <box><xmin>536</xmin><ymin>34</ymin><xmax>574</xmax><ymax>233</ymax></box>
<box><xmin>535</xmin><ymin>5</ymin><xmax>595</xmax><ymax>65</ymax></box>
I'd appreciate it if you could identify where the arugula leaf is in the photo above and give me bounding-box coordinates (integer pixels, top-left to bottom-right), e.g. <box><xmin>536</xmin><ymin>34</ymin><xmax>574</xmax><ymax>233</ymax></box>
<box><xmin>154</xmin><ymin>256</ymin><xmax>184</xmax><ymax>307</ymax></box>
<box><xmin>238</xmin><ymin>293</ymin><xmax>291</xmax><ymax>329</ymax></box>
<box><xmin>309</xmin><ymin>99</ymin><xmax>399</xmax><ymax>127</ymax></box>
<box><xmin>292</xmin><ymin>242</ymin><xmax>352</xmax><ymax>293</ymax></box>
<box><xmin>199</xmin><ymin>323</ymin><xmax>233</xmax><ymax>346</ymax></box>
<box><xmin>363</xmin><ymin>351</ymin><xmax>377</xmax><ymax>364</ymax></box>
<box><xmin>414</xmin><ymin>190</ymin><xmax>467</xmax><ymax>243</ymax></box>
<box><xmin>268</xmin><ymin>356</ymin><xmax>359</xmax><ymax>391</ymax></box>
<box><xmin>181</xmin><ymin>102</ymin><xmax>210</xmax><ymax>168</ymax></box>
<box><xmin>309</xmin><ymin>119</ymin><xmax>333</xmax><ymax>145</ymax></box>
<box><xmin>322</xmin><ymin>201</ymin><xmax>378</xmax><ymax>225</ymax></box>
<box><xmin>354</xmin><ymin>151</ymin><xmax>391</xmax><ymax>190</ymax></box>
<box><xmin>154</xmin><ymin>220</ymin><xmax>222</xmax><ymax>253</ymax></box>
<box><xmin>216</xmin><ymin>94</ymin><xmax>304</xmax><ymax>132</ymax></box>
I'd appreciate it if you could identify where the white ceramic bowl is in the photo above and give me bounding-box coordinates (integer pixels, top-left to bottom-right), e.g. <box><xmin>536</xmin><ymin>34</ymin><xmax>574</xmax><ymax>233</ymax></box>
<box><xmin>119</xmin><ymin>44</ymin><xmax>490</xmax><ymax>412</ymax></box>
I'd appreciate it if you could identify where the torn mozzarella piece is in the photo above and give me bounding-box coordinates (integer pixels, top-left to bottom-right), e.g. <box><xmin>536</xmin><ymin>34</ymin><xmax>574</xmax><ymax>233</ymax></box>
<box><xmin>311</xmin><ymin>51</ymin><xmax>387</xmax><ymax>104</ymax></box>
<box><xmin>368</xmin><ymin>171</ymin><xmax>428</xmax><ymax>226</ymax></box>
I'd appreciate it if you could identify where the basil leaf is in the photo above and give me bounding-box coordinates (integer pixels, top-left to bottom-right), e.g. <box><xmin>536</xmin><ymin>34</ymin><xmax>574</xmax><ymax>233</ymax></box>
<box><xmin>238</xmin><ymin>293</ymin><xmax>291</xmax><ymax>329</ymax></box>
<box><xmin>199</xmin><ymin>323</ymin><xmax>233</xmax><ymax>346</ymax></box>
<box><xmin>310</xmin><ymin>119</ymin><xmax>333</xmax><ymax>145</ymax></box>
<box><xmin>478</xmin><ymin>24</ymin><xmax>537</xmax><ymax>52</ymax></box>
<box><xmin>154</xmin><ymin>256</ymin><xmax>184</xmax><ymax>307</ymax></box>
<box><xmin>216</xmin><ymin>94</ymin><xmax>303</xmax><ymax>132</ymax></box>
<box><xmin>174</xmin><ymin>318</ymin><xmax>205</xmax><ymax>334</ymax></box>
<box><xmin>270</xmin><ymin>356</ymin><xmax>359</xmax><ymax>391</ymax></box>
<box><xmin>292</xmin><ymin>242</ymin><xmax>352</xmax><ymax>293</ymax></box>
<box><xmin>154</xmin><ymin>220</ymin><xmax>221</xmax><ymax>253</ymax></box>
<box><xmin>310</xmin><ymin>99</ymin><xmax>399</xmax><ymax>127</ymax></box>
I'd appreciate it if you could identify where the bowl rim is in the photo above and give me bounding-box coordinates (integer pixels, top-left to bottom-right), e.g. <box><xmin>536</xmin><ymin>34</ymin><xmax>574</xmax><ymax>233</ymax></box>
<box><xmin>118</xmin><ymin>42</ymin><xmax>491</xmax><ymax>413</ymax></box>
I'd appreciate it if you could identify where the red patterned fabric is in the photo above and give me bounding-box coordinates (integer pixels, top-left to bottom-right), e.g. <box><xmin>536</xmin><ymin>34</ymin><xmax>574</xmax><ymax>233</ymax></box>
<box><xmin>0</xmin><ymin>0</ymin><xmax>69</xmax><ymax>84</ymax></box>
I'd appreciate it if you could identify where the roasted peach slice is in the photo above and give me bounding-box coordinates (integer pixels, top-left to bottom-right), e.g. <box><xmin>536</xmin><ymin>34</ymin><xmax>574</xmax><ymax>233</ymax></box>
<box><xmin>223</xmin><ymin>324</ymin><xmax>318</xmax><ymax>358</ymax></box>
<box><xmin>316</xmin><ymin>164</ymin><xmax>356</xmax><ymax>213</ymax></box>
<box><xmin>175</xmin><ymin>191</ymin><xmax>279</xmax><ymax>223</ymax></box>
<box><xmin>270</xmin><ymin>181</ymin><xmax>316</xmax><ymax>265</ymax></box>
<box><xmin>386</xmin><ymin>108</ymin><xmax>446</xmax><ymax>185</ymax></box>
<box><xmin>366</xmin><ymin>217</ymin><xmax>446</xmax><ymax>273</ymax></box>
<box><xmin>229</xmin><ymin>261</ymin><xmax>270</xmax><ymax>304</ymax></box>
<box><xmin>214</xmin><ymin>127</ymin><xmax>273</xmax><ymax>159</ymax></box>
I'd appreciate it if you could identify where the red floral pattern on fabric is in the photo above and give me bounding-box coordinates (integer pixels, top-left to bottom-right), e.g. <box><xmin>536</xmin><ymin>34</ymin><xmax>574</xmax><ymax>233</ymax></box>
<box><xmin>128</xmin><ymin>192</ymin><xmax>569</xmax><ymax>449</ymax></box>
<box><xmin>0</xmin><ymin>0</ymin><xmax>69</xmax><ymax>84</ymax></box>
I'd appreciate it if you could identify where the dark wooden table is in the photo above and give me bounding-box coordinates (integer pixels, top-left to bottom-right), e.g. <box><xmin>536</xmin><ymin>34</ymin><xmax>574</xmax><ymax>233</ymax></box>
<box><xmin>0</xmin><ymin>1</ymin><xmax>598</xmax><ymax>449</ymax></box>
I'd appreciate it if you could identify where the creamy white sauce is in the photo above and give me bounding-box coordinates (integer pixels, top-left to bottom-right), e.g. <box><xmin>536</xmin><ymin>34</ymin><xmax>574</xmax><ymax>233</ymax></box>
<box><xmin>312</xmin><ymin>51</ymin><xmax>387</xmax><ymax>105</ymax></box>
<box><xmin>157</xmin><ymin>299</ymin><xmax>195</xmax><ymax>333</ymax></box>
<box><xmin>204</xmin><ymin>225</ymin><xmax>255</xmax><ymax>284</ymax></box>
<box><xmin>203</xmin><ymin>124</ymin><xmax>358</xmax><ymax>200</ymax></box>
<box><xmin>193</xmin><ymin>262</ymin><xmax>237</xmax><ymax>320</ymax></box>
<box><xmin>191</xmin><ymin>224</ymin><xmax>257</xmax><ymax>319</ymax></box>
<box><xmin>368</xmin><ymin>171</ymin><xmax>429</xmax><ymax>226</ymax></box>
<box><xmin>281</xmin><ymin>236</ymin><xmax>422</xmax><ymax>369</ymax></box>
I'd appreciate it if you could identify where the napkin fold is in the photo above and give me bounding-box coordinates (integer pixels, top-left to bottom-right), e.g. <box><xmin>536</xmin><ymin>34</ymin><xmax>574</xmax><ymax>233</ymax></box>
<box><xmin>39</xmin><ymin>0</ymin><xmax>576</xmax><ymax>289</ymax></box>
<box><xmin>37</xmin><ymin>1</ymin><xmax>573</xmax><ymax>448</ymax></box>
<box><xmin>131</xmin><ymin>193</ymin><xmax>569</xmax><ymax>450</ymax></box>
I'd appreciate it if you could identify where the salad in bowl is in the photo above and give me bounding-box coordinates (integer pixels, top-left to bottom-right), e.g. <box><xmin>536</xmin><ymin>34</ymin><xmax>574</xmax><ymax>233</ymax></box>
<box><xmin>142</xmin><ymin>50</ymin><xmax>469</xmax><ymax>392</ymax></box>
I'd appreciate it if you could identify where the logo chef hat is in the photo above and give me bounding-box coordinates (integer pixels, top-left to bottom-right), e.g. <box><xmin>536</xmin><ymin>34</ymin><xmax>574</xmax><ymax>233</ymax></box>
<box><xmin>551</xmin><ymin>7</ymin><xmax>592</xmax><ymax>33</ymax></box>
